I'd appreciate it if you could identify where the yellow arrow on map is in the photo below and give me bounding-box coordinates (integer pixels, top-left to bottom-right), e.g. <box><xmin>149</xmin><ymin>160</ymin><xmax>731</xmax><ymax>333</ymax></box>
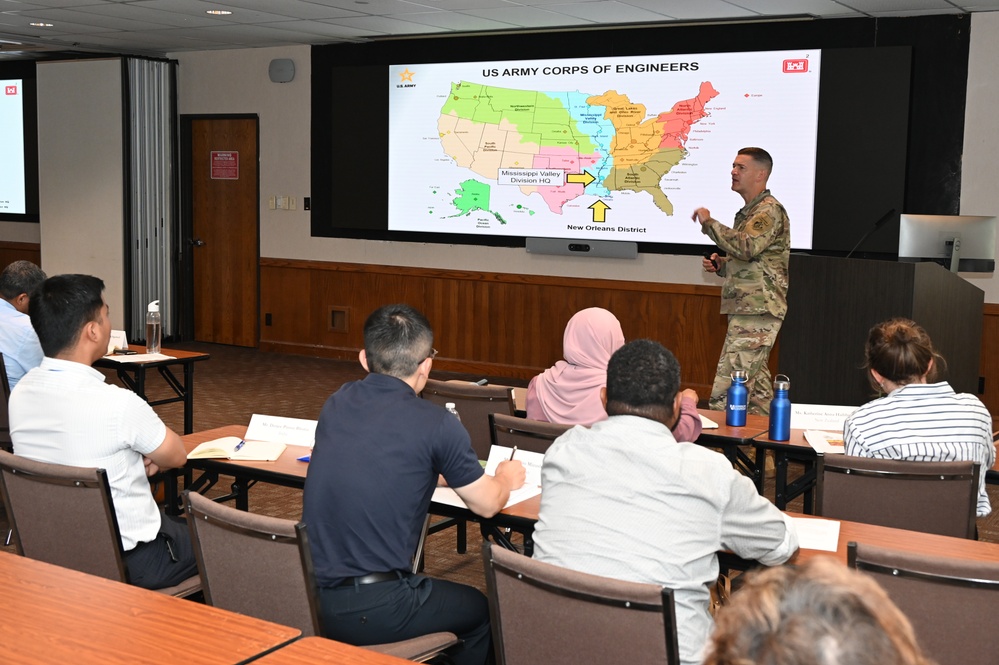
<box><xmin>589</xmin><ymin>200</ymin><xmax>610</xmax><ymax>223</ymax></box>
<box><xmin>566</xmin><ymin>171</ymin><xmax>596</xmax><ymax>187</ymax></box>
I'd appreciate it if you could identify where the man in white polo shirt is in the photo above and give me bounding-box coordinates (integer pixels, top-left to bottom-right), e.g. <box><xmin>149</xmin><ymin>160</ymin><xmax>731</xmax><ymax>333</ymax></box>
<box><xmin>9</xmin><ymin>274</ymin><xmax>197</xmax><ymax>590</ymax></box>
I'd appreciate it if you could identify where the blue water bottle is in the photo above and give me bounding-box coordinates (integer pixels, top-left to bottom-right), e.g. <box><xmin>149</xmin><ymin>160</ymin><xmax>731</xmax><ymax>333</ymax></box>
<box><xmin>726</xmin><ymin>370</ymin><xmax>748</xmax><ymax>427</ymax></box>
<box><xmin>769</xmin><ymin>374</ymin><xmax>791</xmax><ymax>441</ymax></box>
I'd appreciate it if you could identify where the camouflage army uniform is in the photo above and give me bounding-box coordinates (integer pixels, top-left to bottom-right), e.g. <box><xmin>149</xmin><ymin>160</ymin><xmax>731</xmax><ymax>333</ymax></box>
<box><xmin>701</xmin><ymin>189</ymin><xmax>789</xmax><ymax>415</ymax></box>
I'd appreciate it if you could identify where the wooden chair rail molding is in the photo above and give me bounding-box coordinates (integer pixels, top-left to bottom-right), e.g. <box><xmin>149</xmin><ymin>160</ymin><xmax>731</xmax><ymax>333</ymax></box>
<box><xmin>260</xmin><ymin>258</ymin><xmax>746</xmax><ymax>394</ymax></box>
<box><xmin>0</xmin><ymin>247</ymin><xmax>989</xmax><ymax>418</ymax></box>
<box><xmin>0</xmin><ymin>242</ymin><xmax>41</xmax><ymax>271</ymax></box>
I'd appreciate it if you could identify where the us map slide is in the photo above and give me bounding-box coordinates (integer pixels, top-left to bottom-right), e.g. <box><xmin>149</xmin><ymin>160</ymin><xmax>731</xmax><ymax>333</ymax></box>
<box><xmin>0</xmin><ymin>79</ymin><xmax>26</xmax><ymax>215</ymax></box>
<box><xmin>387</xmin><ymin>51</ymin><xmax>820</xmax><ymax>248</ymax></box>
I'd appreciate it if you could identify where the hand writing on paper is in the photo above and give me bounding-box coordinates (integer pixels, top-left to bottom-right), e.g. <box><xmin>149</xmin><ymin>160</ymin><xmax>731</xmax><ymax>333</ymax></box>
<box><xmin>495</xmin><ymin>459</ymin><xmax>526</xmax><ymax>491</ymax></box>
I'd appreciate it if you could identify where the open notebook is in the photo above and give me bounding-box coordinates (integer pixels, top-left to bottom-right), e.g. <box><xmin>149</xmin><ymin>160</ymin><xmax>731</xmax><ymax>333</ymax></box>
<box><xmin>187</xmin><ymin>436</ymin><xmax>286</xmax><ymax>462</ymax></box>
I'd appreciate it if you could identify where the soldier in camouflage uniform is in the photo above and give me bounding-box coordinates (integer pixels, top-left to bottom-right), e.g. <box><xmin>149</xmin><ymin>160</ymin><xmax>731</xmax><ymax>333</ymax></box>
<box><xmin>693</xmin><ymin>147</ymin><xmax>789</xmax><ymax>415</ymax></box>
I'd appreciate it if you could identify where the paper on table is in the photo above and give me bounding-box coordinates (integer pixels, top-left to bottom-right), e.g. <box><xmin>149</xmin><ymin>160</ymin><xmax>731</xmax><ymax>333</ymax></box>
<box><xmin>699</xmin><ymin>414</ymin><xmax>719</xmax><ymax>429</ymax></box>
<box><xmin>432</xmin><ymin>487</ymin><xmax>469</xmax><ymax>509</ymax></box>
<box><xmin>790</xmin><ymin>516</ymin><xmax>841</xmax><ymax>552</ymax></box>
<box><xmin>101</xmin><ymin>353</ymin><xmax>175</xmax><ymax>363</ymax></box>
<box><xmin>432</xmin><ymin>483</ymin><xmax>542</xmax><ymax>511</ymax></box>
<box><xmin>245</xmin><ymin>413</ymin><xmax>318</xmax><ymax>448</ymax></box>
<box><xmin>804</xmin><ymin>430</ymin><xmax>845</xmax><ymax>454</ymax></box>
<box><xmin>790</xmin><ymin>404</ymin><xmax>857</xmax><ymax>431</ymax></box>
<box><xmin>188</xmin><ymin>436</ymin><xmax>287</xmax><ymax>461</ymax></box>
<box><xmin>485</xmin><ymin>445</ymin><xmax>543</xmax><ymax>507</ymax></box>
<box><xmin>433</xmin><ymin>445</ymin><xmax>544</xmax><ymax>510</ymax></box>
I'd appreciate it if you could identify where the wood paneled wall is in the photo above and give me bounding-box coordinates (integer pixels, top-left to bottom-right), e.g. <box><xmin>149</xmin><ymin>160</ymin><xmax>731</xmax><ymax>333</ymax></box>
<box><xmin>260</xmin><ymin>258</ymin><xmax>999</xmax><ymax>421</ymax></box>
<box><xmin>0</xmin><ymin>242</ymin><xmax>42</xmax><ymax>271</ymax></box>
<box><xmin>980</xmin><ymin>304</ymin><xmax>999</xmax><ymax>421</ymax></box>
<box><xmin>259</xmin><ymin>258</ymin><xmax>732</xmax><ymax>397</ymax></box>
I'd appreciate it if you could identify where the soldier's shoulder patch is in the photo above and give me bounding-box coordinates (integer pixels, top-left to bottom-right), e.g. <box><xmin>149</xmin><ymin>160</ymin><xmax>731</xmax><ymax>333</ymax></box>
<box><xmin>750</xmin><ymin>215</ymin><xmax>773</xmax><ymax>235</ymax></box>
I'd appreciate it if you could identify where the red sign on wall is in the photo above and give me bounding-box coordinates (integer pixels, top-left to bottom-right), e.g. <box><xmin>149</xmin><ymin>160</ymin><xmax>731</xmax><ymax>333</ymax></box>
<box><xmin>210</xmin><ymin>151</ymin><xmax>239</xmax><ymax>180</ymax></box>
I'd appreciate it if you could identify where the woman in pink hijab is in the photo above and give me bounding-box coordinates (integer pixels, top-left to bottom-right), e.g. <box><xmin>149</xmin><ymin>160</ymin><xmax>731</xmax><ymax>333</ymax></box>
<box><xmin>526</xmin><ymin>307</ymin><xmax>702</xmax><ymax>441</ymax></box>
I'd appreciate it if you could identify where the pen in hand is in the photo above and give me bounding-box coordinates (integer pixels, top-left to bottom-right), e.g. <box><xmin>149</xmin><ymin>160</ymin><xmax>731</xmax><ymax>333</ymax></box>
<box><xmin>509</xmin><ymin>446</ymin><xmax>518</xmax><ymax>461</ymax></box>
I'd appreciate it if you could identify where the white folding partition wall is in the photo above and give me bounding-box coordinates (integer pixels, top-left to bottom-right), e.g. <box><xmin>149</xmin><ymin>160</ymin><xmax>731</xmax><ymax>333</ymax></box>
<box><xmin>125</xmin><ymin>58</ymin><xmax>176</xmax><ymax>343</ymax></box>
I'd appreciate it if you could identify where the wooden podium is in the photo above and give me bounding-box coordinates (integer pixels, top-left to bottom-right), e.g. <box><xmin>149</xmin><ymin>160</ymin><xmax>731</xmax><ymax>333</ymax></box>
<box><xmin>778</xmin><ymin>255</ymin><xmax>984</xmax><ymax>406</ymax></box>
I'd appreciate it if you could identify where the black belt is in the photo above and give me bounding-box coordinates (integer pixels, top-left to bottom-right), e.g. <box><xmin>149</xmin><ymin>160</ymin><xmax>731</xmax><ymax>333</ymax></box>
<box><xmin>337</xmin><ymin>571</ymin><xmax>407</xmax><ymax>587</ymax></box>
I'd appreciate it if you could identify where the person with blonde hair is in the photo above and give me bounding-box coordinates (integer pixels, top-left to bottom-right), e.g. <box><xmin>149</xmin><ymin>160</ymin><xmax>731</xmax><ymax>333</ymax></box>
<box><xmin>704</xmin><ymin>556</ymin><xmax>935</xmax><ymax>665</ymax></box>
<box><xmin>843</xmin><ymin>317</ymin><xmax>994</xmax><ymax>516</ymax></box>
<box><xmin>527</xmin><ymin>307</ymin><xmax>701</xmax><ymax>440</ymax></box>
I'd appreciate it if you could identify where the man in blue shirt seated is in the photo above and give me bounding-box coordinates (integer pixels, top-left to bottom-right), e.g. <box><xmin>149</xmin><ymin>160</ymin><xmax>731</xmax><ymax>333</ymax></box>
<box><xmin>532</xmin><ymin>339</ymin><xmax>799</xmax><ymax>665</ymax></box>
<box><xmin>0</xmin><ymin>260</ymin><xmax>46</xmax><ymax>391</ymax></box>
<box><xmin>303</xmin><ymin>303</ymin><xmax>525</xmax><ymax>665</ymax></box>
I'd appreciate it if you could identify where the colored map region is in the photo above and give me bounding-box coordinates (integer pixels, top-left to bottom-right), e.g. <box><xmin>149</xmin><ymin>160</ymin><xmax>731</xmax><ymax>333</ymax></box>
<box><xmin>437</xmin><ymin>80</ymin><xmax>718</xmax><ymax>217</ymax></box>
<box><xmin>450</xmin><ymin>179</ymin><xmax>507</xmax><ymax>224</ymax></box>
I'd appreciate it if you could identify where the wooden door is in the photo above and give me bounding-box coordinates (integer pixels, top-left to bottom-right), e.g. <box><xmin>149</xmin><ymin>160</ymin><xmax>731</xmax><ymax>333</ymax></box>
<box><xmin>189</xmin><ymin>117</ymin><xmax>258</xmax><ymax>346</ymax></box>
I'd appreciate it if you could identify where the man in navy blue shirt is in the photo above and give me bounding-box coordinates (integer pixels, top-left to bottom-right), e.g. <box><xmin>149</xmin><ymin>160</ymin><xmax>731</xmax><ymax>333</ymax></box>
<box><xmin>303</xmin><ymin>304</ymin><xmax>525</xmax><ymax>665</ymax></box>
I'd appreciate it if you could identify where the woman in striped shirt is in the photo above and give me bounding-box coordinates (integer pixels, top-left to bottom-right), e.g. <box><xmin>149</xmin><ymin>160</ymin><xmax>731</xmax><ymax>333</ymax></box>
<box><xmin>843</xmin><ymin>318</ymin><xmax>995</xmax><ymax>516</ymax></box>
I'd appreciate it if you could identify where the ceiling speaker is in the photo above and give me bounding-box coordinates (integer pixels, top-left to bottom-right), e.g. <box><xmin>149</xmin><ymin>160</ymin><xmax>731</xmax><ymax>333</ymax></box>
<box><xmin>269</xmin><ymin>59</ymin><xmax>295</xmax><ymax>83</ymax></box>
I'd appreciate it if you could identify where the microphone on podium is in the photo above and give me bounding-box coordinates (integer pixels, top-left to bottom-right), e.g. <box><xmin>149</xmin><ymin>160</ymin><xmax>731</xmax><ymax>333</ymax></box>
<box><xmin>845</xmin><ymin>209</ymin><xmax>896</xmax><ymax>259</ymax></box>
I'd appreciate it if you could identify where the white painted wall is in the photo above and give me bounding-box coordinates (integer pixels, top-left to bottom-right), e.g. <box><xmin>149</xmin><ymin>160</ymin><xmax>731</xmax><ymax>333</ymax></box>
<box><xmin>172</xmin><ymin>45</ymin><xmax>706</xmax><ymax>287</ymax></box>
<box><xmin>960</xmin><ymin>12</ymin><xmax>999</xmax><ymax>303</ymax></box>
<box><xmin>36</xmin><ymin>58</ymin><xmax>126</xmax><ymax>328</ymax></box>
<box><xmin>11</xmin><ymin>18</ymin><xmax>999</xmax><ymax>318</ymax></box>
<box><xmin>0</xmin><ymin>223</ymin><xmax>40</xmax><ymax>244</ymax></box>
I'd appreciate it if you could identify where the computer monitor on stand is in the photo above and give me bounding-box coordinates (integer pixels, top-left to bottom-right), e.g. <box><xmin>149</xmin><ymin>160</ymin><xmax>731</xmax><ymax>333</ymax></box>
<box><xmin>898</xmin><ymin>214</ymin><xmax>996</xmax><ymax>273</ymax></box>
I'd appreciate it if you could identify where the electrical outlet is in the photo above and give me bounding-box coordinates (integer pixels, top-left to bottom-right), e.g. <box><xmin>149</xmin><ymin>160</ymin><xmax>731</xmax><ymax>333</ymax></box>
<box><xmin>268</xmin><ymin>196</ymin><xmax>276</xmax><ymax>210</ymax></box>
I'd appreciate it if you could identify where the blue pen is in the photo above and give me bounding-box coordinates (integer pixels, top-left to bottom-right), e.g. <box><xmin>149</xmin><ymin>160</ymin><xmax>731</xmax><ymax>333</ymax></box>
<box><xmin>233</xmin><ymin>439</ymin><xmax>246</xmax><ymax>452</ymax></box>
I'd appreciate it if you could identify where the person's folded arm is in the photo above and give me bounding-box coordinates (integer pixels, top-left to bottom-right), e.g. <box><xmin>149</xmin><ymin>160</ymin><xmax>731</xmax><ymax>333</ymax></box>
<box><xmin>144</xmin><ymin>427</ymin><xmax>187</xmax><ymax>471</ymax></box>
<box><xmin>453</xmin><ymin>460</ymin><xmax>525</xmax><ymax>518</ymax></box>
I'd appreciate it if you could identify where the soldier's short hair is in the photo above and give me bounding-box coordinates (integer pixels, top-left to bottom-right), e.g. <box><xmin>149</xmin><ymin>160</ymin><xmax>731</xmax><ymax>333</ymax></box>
<box><xmin>738</xmin><ymin>147</ymin><xmax>773</xmax><ymax>176</ymax></box>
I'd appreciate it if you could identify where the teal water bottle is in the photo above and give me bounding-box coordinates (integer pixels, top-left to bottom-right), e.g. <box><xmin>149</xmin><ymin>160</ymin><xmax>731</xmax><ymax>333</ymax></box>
<box><xmin>769</xmin><ymin>375</ymin><xmax>791</xmax><ymax>441</ymax></box>
<box><xmin>726</xmin><ymin>370</ymin><xmax>748</xmax><ymax>427</ymax></box>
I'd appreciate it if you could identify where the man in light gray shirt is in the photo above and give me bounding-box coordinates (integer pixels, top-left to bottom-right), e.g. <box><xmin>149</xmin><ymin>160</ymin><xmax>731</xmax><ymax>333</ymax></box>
<box><xmin>533</xmin><ymin>339</ymin><xmax>798</xmax><ymax>665</ymax></box>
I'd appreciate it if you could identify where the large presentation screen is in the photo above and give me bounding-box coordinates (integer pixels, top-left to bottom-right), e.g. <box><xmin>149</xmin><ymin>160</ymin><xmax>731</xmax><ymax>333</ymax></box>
<box><xmin>388</xmin><ymin>49</ymin><xmax>820</xmax><ymax>249</ymax></box>
<box><xmin>0</xmin><ymin>78</ymin><xmax>27</xmax><ymax>216</ymax></box>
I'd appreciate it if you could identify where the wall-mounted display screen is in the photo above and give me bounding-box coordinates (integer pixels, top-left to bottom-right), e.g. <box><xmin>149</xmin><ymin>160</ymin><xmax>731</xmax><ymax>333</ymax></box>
<box><xmin>387</xmin><ymin>50</ymin><xmax>820</xmax><ymax>249</ymax></box>
<box><xmin>313</xmin><ymin>14</ymin><xmax>975</xmax><ymax>258</ymax></box>
<box><xmin>0</xmin><ymin>61</ymin><xmax>39</xmax><ymax>223</ymax></box>
<box><xmin>0</xmin><ymin>78</ymin><xmax>27</xmax><ymax>215</ymax></box>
